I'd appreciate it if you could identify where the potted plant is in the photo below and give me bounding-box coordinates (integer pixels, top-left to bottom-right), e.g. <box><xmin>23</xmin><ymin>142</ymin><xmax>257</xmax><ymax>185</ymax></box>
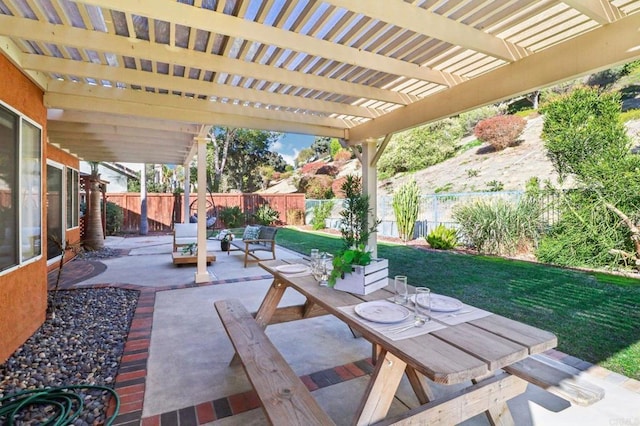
<box><xmin>327</xmin><ymin>176</ymin><xmax>387</xmax><ymax>295</ymax></box>
<box><xmin>328</xmin><ymin>244</ymin><xmax>372</xmax><ymax>286</ymax></box>
<box><xmin>181</xmin><ymin>242</ymin><xmax>197</xmax><ymax>255</ymax></box>
<box><xmin>328</xmin><ymin>244</ymin><xmax>389</xmax><ymax>295</ymax></box>
<box><xmin>218</xmin><ymin>230</ymin><xmax>234</xmax><ymax>251</ymax></box>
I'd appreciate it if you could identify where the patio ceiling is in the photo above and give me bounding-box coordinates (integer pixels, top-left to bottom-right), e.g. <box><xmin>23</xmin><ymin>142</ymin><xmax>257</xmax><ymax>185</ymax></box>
<box><xmin>2</xmin><ymin>0</ymin><xmax>640</xmax><ymax>165</ymax></box>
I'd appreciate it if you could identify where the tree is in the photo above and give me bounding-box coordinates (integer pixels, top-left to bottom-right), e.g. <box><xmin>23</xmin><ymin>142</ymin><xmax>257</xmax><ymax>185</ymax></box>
<box><xmin>295</xmin><ymin>147</ymin><xmax>315</xmax><ymax>168</ymax></box>
<box><xmin>537</xmin><ymin>87</ymin><xmax>640</xmax><ymax>269</ymax></box>
<box><xmin>222</xmin><ymin>129</ymin><xmax>281</xmax><ymax>192</ymax></box>
<box><xmin>311</xmin><ymin>136</ymin><xmax>331</xmax><ymax>158</ymax></box>
<box><xmin>83</xmin><ymin>162</ymin><xmax>104</xmax><ymax>250</ymax></box>
<box><xmin>208</xmin><ymin>127</ymin><xmax>236</xmax><ymax>193</ymax></box>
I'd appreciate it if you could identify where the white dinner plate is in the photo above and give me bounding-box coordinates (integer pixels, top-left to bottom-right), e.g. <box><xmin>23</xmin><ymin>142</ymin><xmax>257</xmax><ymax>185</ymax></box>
<box><xmin>411</xmin><ymin>293</ymin><xmax>464</xmax><ymax>312</ymax></box>
<box><xmin>275</xmin><ymin>264</ymin><xmax>308</xmax><ymax>274</ymax></box>
<box><xmin>354</xmin><ymin>301</ymin><xmax>411</xmax><ymax>324</ymax></box>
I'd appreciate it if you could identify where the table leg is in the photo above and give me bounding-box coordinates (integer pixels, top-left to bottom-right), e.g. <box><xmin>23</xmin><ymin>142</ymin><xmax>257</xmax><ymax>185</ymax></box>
<box><xmin>405</xmin><ymin>366</ymin><xmax>435</xmax><ymax>404</ymax></box>
<box><xmin>472</xmin><ymin>373</ymin><xmax>516</xmax><ymax>426</ymax></box>
<box><xmin>230</xmin><ymin>278</ymin><xmax>288</xmax><ymax>366</ymax></box>
<box><xmin>253</xmin><ymin>278</ymin><xmax>289</xmax><ymax>327</ymax></box>
<box><xmin>354</xmin><ymin>350</ymin><xmax>406</xmax><ymax>426</ymax></box>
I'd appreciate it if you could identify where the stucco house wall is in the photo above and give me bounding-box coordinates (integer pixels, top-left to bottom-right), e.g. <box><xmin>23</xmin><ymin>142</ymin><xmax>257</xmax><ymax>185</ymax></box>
<box><xmin>0</xmin><ymin>54</ymin><xmax>80</xmax><ymax>362</ymax></box>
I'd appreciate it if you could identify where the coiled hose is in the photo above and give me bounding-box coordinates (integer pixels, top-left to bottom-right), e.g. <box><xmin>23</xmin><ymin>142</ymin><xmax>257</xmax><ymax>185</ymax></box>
<box><xmin>0</xmin><ymin>385</ymin><xmax>120</xmax><ymax>426</ymax></box>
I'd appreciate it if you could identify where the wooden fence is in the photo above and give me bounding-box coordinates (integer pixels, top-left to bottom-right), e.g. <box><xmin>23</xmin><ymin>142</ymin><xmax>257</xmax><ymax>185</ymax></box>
<box><xmin>105</xmin><ymin>192</ymin><xmax>306</xmax><ymax>233</ymax></box>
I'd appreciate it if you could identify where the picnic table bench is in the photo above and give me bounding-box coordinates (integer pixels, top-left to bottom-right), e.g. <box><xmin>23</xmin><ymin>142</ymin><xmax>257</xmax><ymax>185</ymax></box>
<box><xmin>214</xmin><ymin>298</ymin><xmax>335</xmax><ymax>425</ymax></box>
<box><xmin>238</xmin><ymin>259</ymin><xmax>606</xmax><ymax>425</ymax></box>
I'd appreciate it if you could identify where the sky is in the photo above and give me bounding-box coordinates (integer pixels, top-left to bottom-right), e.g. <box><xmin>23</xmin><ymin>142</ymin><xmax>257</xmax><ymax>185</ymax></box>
<box><xmin>273</xmin><ymin>133</ymin><xmax>315</xmax><ymax>165</ymax></box>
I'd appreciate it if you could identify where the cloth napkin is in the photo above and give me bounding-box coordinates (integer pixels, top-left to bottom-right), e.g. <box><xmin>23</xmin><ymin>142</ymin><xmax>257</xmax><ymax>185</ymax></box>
<box><xmin>338</xmin><ymin>302</ymin><xmax>446</xmax><ymax>341</ymax></box>
<box><xmin>429</xmin><ymin>303</ymin><xmax>491</xmax><ymax>325</ymax></box>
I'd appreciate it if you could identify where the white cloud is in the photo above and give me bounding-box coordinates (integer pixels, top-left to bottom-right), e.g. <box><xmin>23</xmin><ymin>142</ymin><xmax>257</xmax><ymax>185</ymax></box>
<box><xmin>281</xmin><ymin>148</ymin><xmax>300</xmax><ymax>166</ymax></box>
<box><xmin>272</xmin><ymin>140</ymin><xmax>283</xmax><ymax>151</ymax></box>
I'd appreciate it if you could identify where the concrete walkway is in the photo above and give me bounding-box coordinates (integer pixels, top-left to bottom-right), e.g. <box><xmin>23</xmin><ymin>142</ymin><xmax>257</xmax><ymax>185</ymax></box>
<box><xmin>55</xmin><ymin>234</ymin><xmax>640</xmax><ymax>425</ymax></box>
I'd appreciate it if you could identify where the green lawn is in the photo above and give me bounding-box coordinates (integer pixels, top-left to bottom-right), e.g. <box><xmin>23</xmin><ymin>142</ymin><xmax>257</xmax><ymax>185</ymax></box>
<box><xmin>276</xmin><ymin>227</ymin><xmax>640</xmax><ymax>380</ymax></box>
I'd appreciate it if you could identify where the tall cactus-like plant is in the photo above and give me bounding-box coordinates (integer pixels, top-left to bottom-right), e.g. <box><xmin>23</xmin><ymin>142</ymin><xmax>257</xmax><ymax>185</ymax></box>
<box><xmin>392</xmin><ymin>180</ymin><xmax>420</xmax><ymax>242</ymax></box>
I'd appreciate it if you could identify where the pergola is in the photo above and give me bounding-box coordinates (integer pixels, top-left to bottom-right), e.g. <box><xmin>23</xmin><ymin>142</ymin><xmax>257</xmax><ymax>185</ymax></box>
<box><xmin>2</xmin><ymin>0</ymin><xmax>640</xmax><ymax>282</ymax></box>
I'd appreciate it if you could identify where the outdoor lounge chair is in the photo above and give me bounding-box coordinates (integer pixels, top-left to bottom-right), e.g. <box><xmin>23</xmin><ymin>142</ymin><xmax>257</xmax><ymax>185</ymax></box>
<box><xmin>228</xmin><ymin>225</ymin><xmax>278</xmax><ymax>267</ymax></box>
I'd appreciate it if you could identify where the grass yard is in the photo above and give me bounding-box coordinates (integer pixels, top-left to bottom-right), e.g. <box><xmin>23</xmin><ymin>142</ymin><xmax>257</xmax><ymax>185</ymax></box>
<box><xmin>276</xmin><ymin>227</ymin><xmax>640</xmax><ymax>380</ymax></box>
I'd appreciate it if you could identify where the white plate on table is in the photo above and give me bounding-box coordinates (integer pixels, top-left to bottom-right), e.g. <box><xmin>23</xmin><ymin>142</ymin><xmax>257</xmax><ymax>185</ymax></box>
<box><xmin>354</xmin><ymin>301</ymin><xmax>411</xmax><ymax>324</ymax></box>
<box><xmin>411</xmin><ymin>294</ymin><xmax>464</xmax><ymax>312</ymax></box>
<box><xmin>275</xmin><ymin>264</ymin><xmax>308</xmax><ymax>274</ymax></box>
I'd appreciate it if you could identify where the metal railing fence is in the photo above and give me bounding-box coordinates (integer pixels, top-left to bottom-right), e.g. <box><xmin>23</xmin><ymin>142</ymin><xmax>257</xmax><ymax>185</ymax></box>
<box><xmin>307</xmin><ymin>190</ymin><xmax>560</xmax><ymax>240</ymax></box>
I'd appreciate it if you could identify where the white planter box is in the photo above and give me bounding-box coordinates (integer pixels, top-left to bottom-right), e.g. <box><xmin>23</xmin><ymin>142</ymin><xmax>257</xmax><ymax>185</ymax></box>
<box><xmin>333</xmin><ymin>258</ymin><xmax>389</xmax><ymax>295</ymax></box>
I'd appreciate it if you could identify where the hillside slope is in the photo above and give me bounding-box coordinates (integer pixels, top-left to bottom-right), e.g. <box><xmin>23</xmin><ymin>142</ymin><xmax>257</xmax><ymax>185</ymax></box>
<box><xmin>380</xmin><ymin>115</ymin><xmax>559</xmax><ymax>195</ymax></box>
<box><xmin>265</xmin><ymin>115</ymin><xmax>640</xmax><ymax>196</ymax></box>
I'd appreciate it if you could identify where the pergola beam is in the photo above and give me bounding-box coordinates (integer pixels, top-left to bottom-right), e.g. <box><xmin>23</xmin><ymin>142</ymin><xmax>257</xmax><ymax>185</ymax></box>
<box><xmin>323</xmin><ymin>0</ymin><xmax>530</xmax><ymax>61</ymax></box>
<box><xmin>23</xmin><ymin>55</ymin><xmax>377</xmax><ymax>120</ymax></box>
<box><xmin>0</xmin><ymin>14</ymin><xmax>411</xmax><ymax>106</ymax></box>
<box><xmin>562</xmin><ymin>0</ymin><xmax>625</xmax><ymax>24</ymax></box>
<box><xmin>348</xmin><ymin>12</ymin><xmax>640</xmax><ymax>141</ymax></box>
<box><xmin>44</xmin><ymin>92</ymin><xmax>346</xmax><ymax>138</ymax></box>
<box><xmin>75</xmin><ymin>0</ymin><xmax>458</xmax><ymax>87</ymax></box>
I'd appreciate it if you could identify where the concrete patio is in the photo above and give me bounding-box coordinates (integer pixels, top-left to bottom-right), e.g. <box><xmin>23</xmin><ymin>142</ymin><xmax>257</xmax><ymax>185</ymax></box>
<box><xmin>53</xmin><ymin>234</ymin><xmax>640</xmax><ymax>425</ymax></box>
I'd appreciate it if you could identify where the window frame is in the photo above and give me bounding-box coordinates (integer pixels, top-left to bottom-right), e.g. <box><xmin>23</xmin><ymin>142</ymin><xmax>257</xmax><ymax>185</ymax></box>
<box><xmin>66</xmin><ymin>167</ymin><xmax>79</xmax><ymax>229</ymax></box>
<box><xmin>0</xmin><ymin>101</ymin><xmax>42</xmax><ymax>275</ymax></box>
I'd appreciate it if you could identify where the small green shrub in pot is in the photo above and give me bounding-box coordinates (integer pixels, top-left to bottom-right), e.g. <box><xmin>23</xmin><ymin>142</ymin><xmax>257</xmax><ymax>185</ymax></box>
<box><xmin>426</xmin><ymin>224</ymin><xmax>458</xmax><ymax>250</ymax></box>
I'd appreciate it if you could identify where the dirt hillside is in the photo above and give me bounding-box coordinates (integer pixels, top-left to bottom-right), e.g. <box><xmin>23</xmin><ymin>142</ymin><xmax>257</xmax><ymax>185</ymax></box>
<box><xmin>266</xmin><ymin>115</ymin><xmax>640</xmax><ymax>195</ymax></box>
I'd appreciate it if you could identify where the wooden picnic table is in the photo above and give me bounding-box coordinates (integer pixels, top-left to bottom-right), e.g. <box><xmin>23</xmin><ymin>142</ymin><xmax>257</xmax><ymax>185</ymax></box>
<box><xmin>256</xmin><ymin>259</ymin><xmax>558</xmax><ymax>425</ymax></box>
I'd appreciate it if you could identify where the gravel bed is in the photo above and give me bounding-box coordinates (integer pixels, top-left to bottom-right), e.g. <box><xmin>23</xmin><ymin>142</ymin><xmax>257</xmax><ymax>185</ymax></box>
<box><xmin>0</xmin><ymin>288</ymin><xmax>139</xmax><ymax>425</ymax></box>
<box><xmin>77</xmin><ymin>247</ymin><xmax>124</xmax><ymax>260</ymax></box>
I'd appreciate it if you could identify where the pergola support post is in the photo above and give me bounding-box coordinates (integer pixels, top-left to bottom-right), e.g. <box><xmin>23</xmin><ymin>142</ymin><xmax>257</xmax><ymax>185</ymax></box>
<box><xmin>194</xmin><ymin>136</ymin><xmax>211</xmax><ymax>284</ymax></box>
<box><xmin>183</xmin><ymin>164</ymin><xmax>191</xmax><ymax>224</ymax></box>
<box><xmin>361</xmin><ymin>138</ymin><xmax>378</xmax><ymax>258</ymax></box>
<box><xmin>139</xmin><ymin>163</ymin><xmax>148</xmax><ymax>235</ymax></box>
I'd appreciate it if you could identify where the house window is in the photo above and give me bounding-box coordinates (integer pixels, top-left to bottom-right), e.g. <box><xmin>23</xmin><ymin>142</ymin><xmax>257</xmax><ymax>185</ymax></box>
<box><xmin>0</xmin><ymin>102</ymin><xmax>42</xmax><ymax>273</ymax></box>
<box><xmin>66</xmin><ymin>168</ymin><xmax>79</xmax><ymax>229</ymax></box>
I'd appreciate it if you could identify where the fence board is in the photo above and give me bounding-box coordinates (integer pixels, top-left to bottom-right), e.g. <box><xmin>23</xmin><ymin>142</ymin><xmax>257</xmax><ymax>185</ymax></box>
<box><xmin>105</xmin><ymin>193</ymin><xmax>305</xmax><ymax>233</ymax></box>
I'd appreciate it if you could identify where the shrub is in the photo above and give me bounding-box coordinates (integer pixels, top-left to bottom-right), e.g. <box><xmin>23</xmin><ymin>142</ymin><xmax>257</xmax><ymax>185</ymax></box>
<box><xmin>311</xmin><ymin>201</ymin><xmax>334</xmax><ymax>230</ymax></box>
<box><xmin>539</xmin><ymin>86</ymin><xmax>640</xmax><ymax>269</ymax></box>
<box><xmin>316</xmin><ymin>164</ymin><xmax>339</xmax><ymax>176</ymax></box>
<box><xmin>486</xmin><ymin>180</ymin><xmax>504</xmax><ymax>192</ymax></box>
<box><xmin>458</xmin><ymin>104</ymin><xmax>506</xmax><ymax>135</ymax></box>
<box><xmin>329</xmin><ymin>139</ymin><xmax>342</xmax><ymax>158</ymax></box>
<box><xmin>219</xmin><ymin>206</ymin><xmax>244</xmax><ymax>228</ymax></box>
<box><xmin>426</xmin><ymin>224</ymin><xmax>458</xmax><ymax>250</ymax></box>
<box><xmin>474</xmin><ymin>115</ymin><xmax>526</xmax><ymax>151</ymax></box>
<box><xmin>253</xmin><ymin>204</ymin><xmax>280</xmax><ymax>226</ymax></box>
<box><xmin>331</xmin><ymin>176</ymin><xmax>347</xmax><ymax>198</ymax></box>
<box><xmin>286</xmin><ymin>209</ymin><xmax>305</xmax><ymax>226</ymax></box>
<box><xmin>453</xmin><ymin>196</ymin><xmax>543</xmax><ymax>256</ymax></box>
<box><xmin>378</xmin><ymin>118</ymin><xmax>464</xmax><ymax>178</ymax></box>
<box><xmin>105</xmin><ymin>201</ymin><xmax>123</xmax><ymax>235</ymax></box>
<box><xmin>392</xmin><ymin>180</ymin><xmax>420</xmax><ymax>242</ymax></box>
<box><xmin>302</xmin><ymin>175</ymin><xmax>334</xmax><ymax>199</ymax></box>
<box><xmin>333</xmin><ymin>148</ymin><xmax>352</xmax><ymax>162</ymax></box>
<box><xmin>300</xmin><ymin>161</ymin><xmax>326</xmax><ymax>175</ymax></box>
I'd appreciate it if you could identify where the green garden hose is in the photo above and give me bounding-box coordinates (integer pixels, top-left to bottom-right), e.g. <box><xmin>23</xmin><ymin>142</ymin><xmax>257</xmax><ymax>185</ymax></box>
<box><xmin>0</xmin><ymin>385</ymin><xmax>120</xmax><ymax>426</ymax></box>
